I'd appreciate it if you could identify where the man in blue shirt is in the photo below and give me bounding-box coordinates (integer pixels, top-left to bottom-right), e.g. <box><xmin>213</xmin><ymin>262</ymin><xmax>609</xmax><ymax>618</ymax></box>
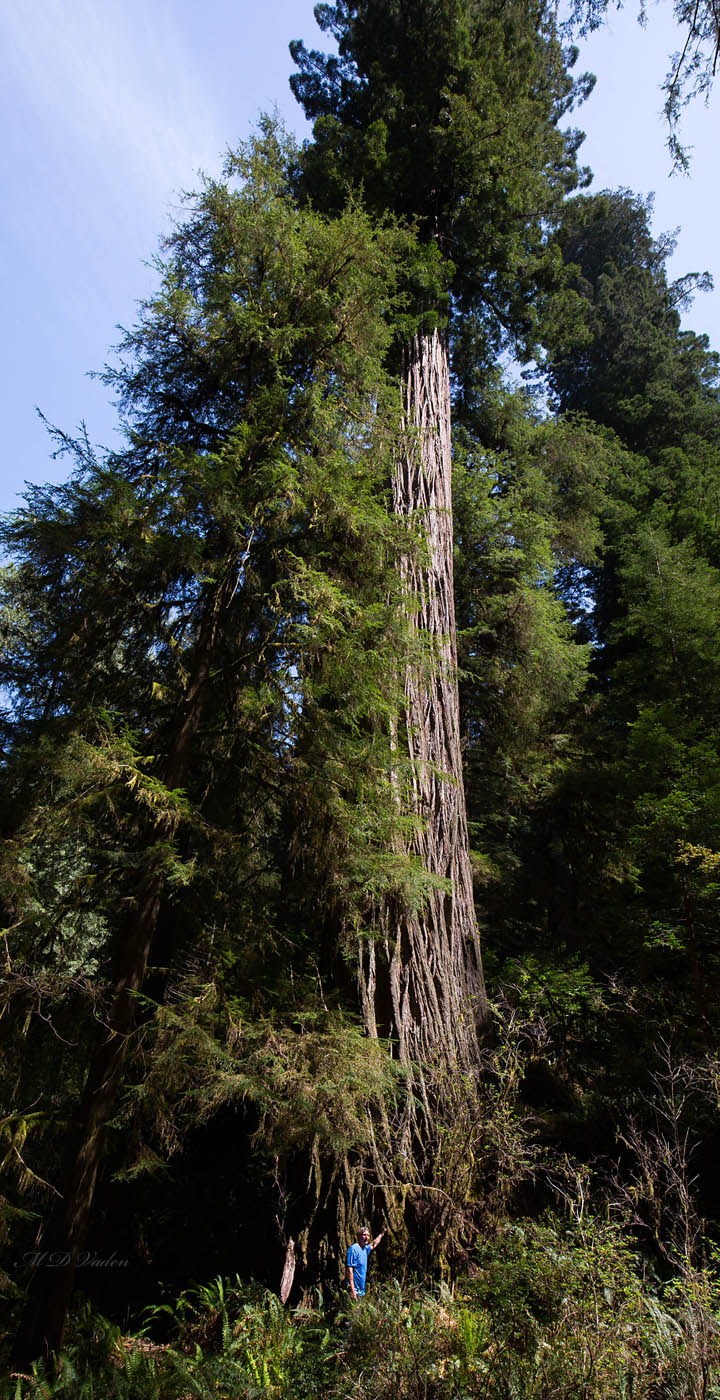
<box><xmin>346</xmin><ymin>1224</ymin><xmax>386</xmax><ymax>1299</ymax></box>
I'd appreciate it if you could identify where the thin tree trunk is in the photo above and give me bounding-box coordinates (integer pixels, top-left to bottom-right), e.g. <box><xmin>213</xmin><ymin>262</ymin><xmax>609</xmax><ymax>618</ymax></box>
<box><xmin>13</xmin><ymin>574</ymin><xmax>232</xmax><ymax>1364</ymax></box>
<box><xmin>360</xmin><ymin>327</ymin><xmax>488</xmax><ymax>1071</ymax></box>
<box><xmin>679</xmin><ymin>870</ymin><xmax>711</xmax><ymax>1043</ymax></box>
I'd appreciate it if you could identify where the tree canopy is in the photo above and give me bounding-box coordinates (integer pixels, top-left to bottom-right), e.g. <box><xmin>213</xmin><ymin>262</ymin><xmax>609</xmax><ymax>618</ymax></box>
<box><xmin>291</xmin><ymin>0</ymin><xmax>590</xmax><ymax>354</ymax></box>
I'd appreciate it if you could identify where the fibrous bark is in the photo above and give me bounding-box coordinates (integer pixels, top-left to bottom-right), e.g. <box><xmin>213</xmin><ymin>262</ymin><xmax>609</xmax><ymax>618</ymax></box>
<box><xmin>360</xmin><ymin>328</ymin><xmax>488</xmax><ymax>1072</ymax></box>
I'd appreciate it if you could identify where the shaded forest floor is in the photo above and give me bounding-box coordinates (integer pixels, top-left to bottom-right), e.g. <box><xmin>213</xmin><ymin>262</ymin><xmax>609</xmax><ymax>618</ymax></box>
<box><xmin>4</xmin><ymin>1212</ymin><xmax>720</xmax><ymax>1399</ymax></box>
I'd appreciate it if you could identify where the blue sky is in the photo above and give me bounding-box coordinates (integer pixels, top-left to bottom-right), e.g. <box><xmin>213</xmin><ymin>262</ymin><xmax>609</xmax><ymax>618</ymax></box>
<box><xmin>1</xmin><ymin>1</ymin><xmax>717</xmax><ymax>515</ymax></box>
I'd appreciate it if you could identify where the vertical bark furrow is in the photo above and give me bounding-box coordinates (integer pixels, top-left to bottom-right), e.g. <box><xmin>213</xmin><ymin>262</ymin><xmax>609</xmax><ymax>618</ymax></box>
<box><xmin>362</xmin><ymin>328</ymin><xmax>487</xmax><ymax>1074</ymax></box>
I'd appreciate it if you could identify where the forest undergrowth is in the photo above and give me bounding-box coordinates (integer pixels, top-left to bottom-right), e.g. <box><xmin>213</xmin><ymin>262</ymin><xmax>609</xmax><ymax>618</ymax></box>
<box><xmin>4</xmin><ymin>1223</ymin><xmax>720</xmax><ymax>1400</ymax></box>
<box><xmin>4</xmin><ymin>1008</ymin><xmax>720</xmax><ymax>1399</ymax></box>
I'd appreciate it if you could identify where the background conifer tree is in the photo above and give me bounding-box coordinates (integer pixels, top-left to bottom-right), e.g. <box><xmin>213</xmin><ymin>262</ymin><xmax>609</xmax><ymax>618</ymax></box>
<box><xmin>3</xmin><ymin>126</ymin><xmax>421</xmax><ymax>1360</ymax></box>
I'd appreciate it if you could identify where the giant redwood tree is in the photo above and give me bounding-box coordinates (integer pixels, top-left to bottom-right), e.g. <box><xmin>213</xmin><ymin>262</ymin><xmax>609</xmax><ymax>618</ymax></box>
<box><xmin>4</xmin><ymin>5</ymin><xmax>601</xmax><ymax>1354</ymax></box>
<box><xmin>290</xmin><ymin>0</ymin><xmax>588</xmax><ymax>1077</ymax></box>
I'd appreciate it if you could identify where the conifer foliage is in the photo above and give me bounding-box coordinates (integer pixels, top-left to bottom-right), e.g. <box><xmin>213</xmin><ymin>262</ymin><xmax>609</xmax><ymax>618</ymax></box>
<box><xmin>3</xmin><ymin>0</ymin><xmax>720</xmax><ymax>1378</ymax></box>
<box><xmin>2</xmin><ymin>127</ymin><xmax>421</xmax><ymax>1359</ymax></box>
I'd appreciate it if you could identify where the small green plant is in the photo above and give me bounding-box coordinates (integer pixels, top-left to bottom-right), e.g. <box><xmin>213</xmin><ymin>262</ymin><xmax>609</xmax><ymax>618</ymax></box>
<box><xmin>4</xmin><ymin>1235</ymin><xmax>720</xmax><ymax>1400</ymax></box>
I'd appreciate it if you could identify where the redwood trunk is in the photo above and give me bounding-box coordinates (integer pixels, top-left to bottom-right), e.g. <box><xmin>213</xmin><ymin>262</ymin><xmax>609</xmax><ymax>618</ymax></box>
<box><xmin>280</xmin><ymin>334</ymin><xmax>488</xmax><ymax>1290</ymax></box>
<box><xmin>13</xmin><ymin>576</ymin><xmax>231</xmax><ymax>1364</ymax></box>
<box><xmin>360</xmin><ymin>328</ymin><xmax>487</xmax><ymax>1071</ymax></box>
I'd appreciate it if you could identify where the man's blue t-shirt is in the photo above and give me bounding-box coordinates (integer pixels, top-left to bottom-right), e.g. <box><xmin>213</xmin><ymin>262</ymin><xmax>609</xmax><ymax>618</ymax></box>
<box><xmin>346</xmin><ymin>1242</ymin><xmax>372</xmax><ymax>1295</ymax></box>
